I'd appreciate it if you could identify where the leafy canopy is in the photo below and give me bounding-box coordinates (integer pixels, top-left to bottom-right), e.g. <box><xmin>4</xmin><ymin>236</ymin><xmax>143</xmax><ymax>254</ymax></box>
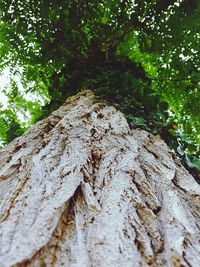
<box><xmin>0</xmin><ymin>0</ymin><xmax>199</xmax><ymax>171</ymax></box>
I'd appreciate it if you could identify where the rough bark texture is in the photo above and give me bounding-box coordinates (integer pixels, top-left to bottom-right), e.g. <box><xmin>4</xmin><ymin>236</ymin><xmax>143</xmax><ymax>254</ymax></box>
<box><xmin>0</xmin><ymin>90</ymin><xmax>200</xmax><ymax>267</ymax></box>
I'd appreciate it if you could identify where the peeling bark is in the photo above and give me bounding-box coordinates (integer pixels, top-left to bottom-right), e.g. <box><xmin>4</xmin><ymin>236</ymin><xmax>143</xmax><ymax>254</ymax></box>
<box><xmin>0</xmin><ymin>90</ymin><xmax>200</xmax><ymax>267</ymax></box>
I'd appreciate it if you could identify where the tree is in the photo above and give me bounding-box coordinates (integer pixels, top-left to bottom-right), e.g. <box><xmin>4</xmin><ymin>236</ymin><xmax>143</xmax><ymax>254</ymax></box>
<box><xmin>0</xmin><ymin>3</ymin><xmax>199</xmax><ymax>263</ymax></box>
<box><xmin>0</xmin><ymin>91</ymin><xmax>200</xmax><ymax>266</ymax></box>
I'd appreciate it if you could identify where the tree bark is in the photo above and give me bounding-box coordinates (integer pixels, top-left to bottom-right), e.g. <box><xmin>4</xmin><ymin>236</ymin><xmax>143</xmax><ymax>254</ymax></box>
<box><xmin>0</xmin><ymin>90</ymin><xmax>200</xmax><ymax>267</ymax></box>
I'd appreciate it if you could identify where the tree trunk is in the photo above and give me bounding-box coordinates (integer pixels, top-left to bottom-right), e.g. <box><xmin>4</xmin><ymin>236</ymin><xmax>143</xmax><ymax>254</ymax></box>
<box><xmin>0</xmin><ymin>90</ymin><xmax>199</xmax><ymax>267</ymax></box>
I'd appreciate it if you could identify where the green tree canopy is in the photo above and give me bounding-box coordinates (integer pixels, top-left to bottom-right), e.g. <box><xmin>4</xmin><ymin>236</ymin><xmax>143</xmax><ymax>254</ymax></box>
<box><xmin>0</xmin><ymin>0</ymin><xmax>199</xmax><ymax>172</ymax></box>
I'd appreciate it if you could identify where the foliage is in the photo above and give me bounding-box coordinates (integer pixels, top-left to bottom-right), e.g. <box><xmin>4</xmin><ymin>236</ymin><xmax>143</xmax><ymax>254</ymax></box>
<box><xmin>0</xmin><ymin>1</ymin><xmax>199</xmax><ymax>173</ymax></box>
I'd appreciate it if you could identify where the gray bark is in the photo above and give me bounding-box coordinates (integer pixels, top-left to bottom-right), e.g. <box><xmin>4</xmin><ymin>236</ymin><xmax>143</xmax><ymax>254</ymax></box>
<box><xmin>0</xmin><ymin>90</ymin><xmax>199</xmax><ymax>267</ymax></box>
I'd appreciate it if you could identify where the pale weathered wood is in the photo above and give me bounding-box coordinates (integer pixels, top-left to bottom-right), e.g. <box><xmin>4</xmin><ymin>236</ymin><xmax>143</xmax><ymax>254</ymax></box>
<box><xmin>0</xmin><ymin>90</ymin><xmax>199</xmax><ymax>267</ymax></box>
